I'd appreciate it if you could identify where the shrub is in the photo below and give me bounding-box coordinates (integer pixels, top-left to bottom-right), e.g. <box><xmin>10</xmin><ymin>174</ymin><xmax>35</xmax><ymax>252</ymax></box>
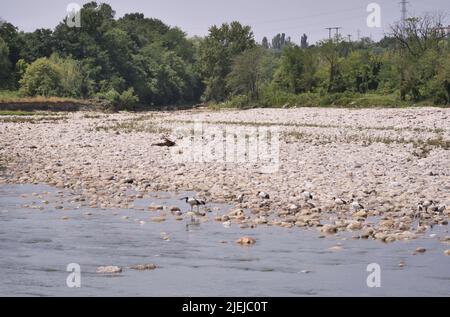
<box><xmin>19</xmin><ymin>55</ymin><xmax>82</xmax><ymax>98</ymax></box>
<box><xmin>19</xmin><ymin>58</ymin><xmax>63</xmax><ymax>96</ymax></box>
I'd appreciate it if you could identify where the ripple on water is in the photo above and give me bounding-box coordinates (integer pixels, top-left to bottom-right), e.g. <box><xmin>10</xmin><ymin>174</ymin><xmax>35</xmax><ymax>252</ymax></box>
<box><xmin>0</xmin><ymin>183</ymin><xmax>449</xmax><ymax>296</ymax></box>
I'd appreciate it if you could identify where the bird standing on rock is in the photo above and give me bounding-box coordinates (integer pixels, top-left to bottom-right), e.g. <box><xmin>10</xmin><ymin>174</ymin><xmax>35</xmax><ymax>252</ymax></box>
<box><xmin>333</xmin><ymin>197</ymin><xmax>347</xmax><ymax>207</ymax></box>
<box><xmin>257</xmin><ymin>191</ymin><xmax>270</xmax><ymax>199</ymax></box>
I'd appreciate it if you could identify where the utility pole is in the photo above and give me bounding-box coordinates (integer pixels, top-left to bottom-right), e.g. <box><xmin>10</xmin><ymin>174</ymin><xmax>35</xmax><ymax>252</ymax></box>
<box><xmin>347</xmin><ymin>34</ymin><xmax>352</xmax><ymax>42</ymax></box>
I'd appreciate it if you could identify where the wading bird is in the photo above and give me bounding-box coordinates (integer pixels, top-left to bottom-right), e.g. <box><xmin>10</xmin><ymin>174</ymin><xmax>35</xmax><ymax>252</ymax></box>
<box><xmin>180</xmin><ymin>197</ymin><xmax>206</xmax><ymax>212</ymax></box>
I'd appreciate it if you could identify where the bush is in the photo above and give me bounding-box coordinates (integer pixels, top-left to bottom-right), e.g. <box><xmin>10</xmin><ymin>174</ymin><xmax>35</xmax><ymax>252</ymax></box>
<box><xmin>118</xmin><ymin>87</ymin><xmax>139</xmax><ymax>110</ymax></box>
<box><xmin>96</xmin><ymin>87</ymin><xmax>139</xmax><ymax>111</ymax></box>
<box><xmin>19</xmin><ymin>55</ymin><xmax>82</xmax><ymax>98</ymax></box>
<box><xmin>19</xmin><ymin>58</ymin><xmax>63</xmax><ymax>96</ymax></box>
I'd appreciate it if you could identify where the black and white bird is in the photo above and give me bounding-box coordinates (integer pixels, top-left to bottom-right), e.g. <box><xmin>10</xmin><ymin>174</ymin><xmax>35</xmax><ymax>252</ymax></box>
<box><xmin>257</xmin><ymin>191</ymin><xmax>270</xmax><ymax>199</ymax></box>
<box><xmin>180</xmin><ymin>197</ymin><xmax>206</xmax><ymax>212</ymax></box>
<box><xmin>422</xmin><ymin>200</ymin><xmax>434</xmax><ymax>212</ymax></box>
<box><xmin>301</xmin><ymin>191</ymin><xmax>313</xmax><ymax>201</ymax></box>
<box><xmin>332</xmin><ymin>197</ymin><xmax>348</xmax><ymax>207</ymax></box>
<box><xmin>350</xmin><ymin>198</ymin><xmax>364</xmax><ymax>212</ymax></box>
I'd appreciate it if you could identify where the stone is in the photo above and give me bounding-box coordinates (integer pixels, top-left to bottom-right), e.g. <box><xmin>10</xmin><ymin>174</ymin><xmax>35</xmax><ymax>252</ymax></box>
<box><xmin>352</xmin><ymin>210</ymin><xmax>367</xmax><ymax>218</ymax></box>
<box><xmin>149</xmin><ymin>205</ymin><xmax>164</xmax><ymax>211</ymax></box>
<box><xmin>152</xmin><ymin>216</ymin><xmax>166</xmax><ymax>222</ymax></box>
<box><xmin>415</xmin><ymin>247</ymin><xmax>426</xmax><ymax>253</ymax></box>
<box><xmin>236</xmin><ymin>236</ymin><xmax>256</xmax><ymax>245</ymax></box>
<box><xmin>347</xmin><ymin>221</ymin><xmax>362</xmax><ymax>231</ymax></box>
<box><xmin>130</xmin><ymin>264</ymin><xmax>156</xmax><ymax>271</ymax></box>
<box><xmin>361</xmin><ymin>227</ymin><xmax>375</xmax><ymax>238</ymax></box>
<box><xmin>320</xmin><ymin>224</ymin><xmax>337</xmax><ymax>234</ymax></box>
<box><xmin>96</xmin><ymin>266</ymin><xmax>122</xmax><ymax>273</ymax></box>
<box><xmin>328</xmin><ymin>245</ymin><xmax>343</xmax><ymax>252</ymax></box>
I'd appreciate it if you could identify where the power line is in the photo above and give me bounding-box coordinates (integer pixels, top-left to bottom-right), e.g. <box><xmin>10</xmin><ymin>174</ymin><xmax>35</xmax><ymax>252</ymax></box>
<box><xmin>325</xmin><ymin>27</ymin><xmax>342</xmax><ymax>40</ymax></box>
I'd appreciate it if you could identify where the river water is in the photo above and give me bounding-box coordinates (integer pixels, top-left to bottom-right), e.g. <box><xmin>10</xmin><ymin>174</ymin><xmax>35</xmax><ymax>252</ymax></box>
<box><xmin>0</xmin><ymin>184</ymin><xmax>448</xmax><ymax>296</ymax></box>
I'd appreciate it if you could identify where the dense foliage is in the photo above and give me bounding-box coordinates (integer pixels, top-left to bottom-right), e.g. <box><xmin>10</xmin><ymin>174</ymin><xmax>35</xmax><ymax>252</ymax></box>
<box><xmin>0</xmin><ymin>2</ymin><xmax>449</xmax><ymax>108</ymax></box>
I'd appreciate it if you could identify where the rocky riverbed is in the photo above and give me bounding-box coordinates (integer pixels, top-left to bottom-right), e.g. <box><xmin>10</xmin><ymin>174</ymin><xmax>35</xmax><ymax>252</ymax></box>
<box><xmin>0</xmin><ymin>107</ymin><xmax>449</xmax><ymax>246</ymax></box>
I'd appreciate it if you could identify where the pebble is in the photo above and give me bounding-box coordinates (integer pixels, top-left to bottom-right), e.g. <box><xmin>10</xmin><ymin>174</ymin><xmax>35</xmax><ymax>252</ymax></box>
<box><xmin>148</xmin><ymin>205</ymin><xmax>164</xmax><ymax>211</ymax></box>
<box><xmin>328</xmin><ymin>245</ymin><xmax>343</xmax><ymax>252</ymax></box>
<box><xmin>130</xmin><ymin>264</ymin><xmax>156</xmax><ymax>271</ymax></box>
<box><xmin>236</xmin><ymin>236</ymin><xmax>256</xmax><ymax>245</ymax></box>
<box><xmin>415</xmin><ymin>247</ymin><xmax>426</xmax><ymax>253</ymax></box>
<box><xmin>320</xmin><ymin>224</ymin><xmax>337</xmax><ymax>234</ymax></box>
<box><xmin>96</xmin><ymin>266</ymin><xmax>122</xmax><ymax>273</ymax></box>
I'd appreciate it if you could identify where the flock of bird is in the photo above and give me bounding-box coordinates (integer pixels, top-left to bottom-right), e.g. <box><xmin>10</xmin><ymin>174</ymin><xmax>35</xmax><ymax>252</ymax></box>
<box><xmin>178</xmin><ymin>191</ymin><xmax>446</xmax><ymax>231</ymax></box>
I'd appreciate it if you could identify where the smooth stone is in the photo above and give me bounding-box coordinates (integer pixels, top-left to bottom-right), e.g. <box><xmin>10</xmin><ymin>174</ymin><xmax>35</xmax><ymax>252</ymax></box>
<box><xmin>130</xmin><ymin>264</ymin><xmax>156</xmax><ymax>271</ymax></box>
<box><xmin>236</xmin><ymin>236</ymin><xmax>256</xmax><ymax>245</ymax></box>
<box><xmin>96</xmin><ymin>266</ymin><xmax>122</xmax><ymax>273</ymax></box>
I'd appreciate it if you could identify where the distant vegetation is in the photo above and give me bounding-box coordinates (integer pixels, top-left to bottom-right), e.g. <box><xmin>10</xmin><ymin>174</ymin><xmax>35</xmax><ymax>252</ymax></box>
<box><xmin>0</xmin><ymin>2</ymin><xmax>449</xmax><ymax>109</ymax></box>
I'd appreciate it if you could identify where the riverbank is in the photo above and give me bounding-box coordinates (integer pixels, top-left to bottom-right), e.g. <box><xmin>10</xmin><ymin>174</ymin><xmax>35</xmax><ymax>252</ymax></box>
<box><xmin>0</xmin><ymin>107</ymin><xmax>449</xmax><ymax>244</ymax></box>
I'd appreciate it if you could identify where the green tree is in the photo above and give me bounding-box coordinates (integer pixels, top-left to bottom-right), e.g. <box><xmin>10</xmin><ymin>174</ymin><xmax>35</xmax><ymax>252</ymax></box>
<box><xmin>273</xmin><ymin>46</ymin><xmax>317</xmax><ymax>93</ymax></box>
<box><xmin>199</xmin><ymin>21</ymin><xmax>256</xmax><ymax>102</ymax></box>
<box><xmin>19</xmin><ymin>57</ymin><xmax>63</xmax><ymax>96</ymax></box>
<box><xmin>19</xmin><ymin>55</ymin><xmax>82</xmax><ymax>97</ymax></box>
<box><xmin>226</xmin><ymin>47</ymin><xmax>275</xmax><ymax>101</ymax></box>
<box><xmin>318</xmin><ymin>40</ymin><xmax>345</xmax><ymax>93</ymax></box>
<box><xmin>262</xmin><ymin>37</ymin><xmax>269</xmax><ymax>49</ymax></box>
<box><xmin>0</xmin><ymin>37</ymin><xmax>11</xmax><ymax>88</ymax></box>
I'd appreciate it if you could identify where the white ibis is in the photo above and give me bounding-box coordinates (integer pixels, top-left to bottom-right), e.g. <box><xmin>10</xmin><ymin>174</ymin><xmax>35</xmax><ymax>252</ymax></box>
<box><xmin>180</xmin><ymin>197</ymin><xmax>206</xmax><ymax>212</ymax></box>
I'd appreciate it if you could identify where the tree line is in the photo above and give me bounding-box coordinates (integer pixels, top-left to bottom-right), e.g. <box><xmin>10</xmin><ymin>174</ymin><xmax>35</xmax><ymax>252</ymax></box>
<box><xmin>0</xmin><ymin>2</ymin><xmax>449</xmax><ymax>109</ymax></box>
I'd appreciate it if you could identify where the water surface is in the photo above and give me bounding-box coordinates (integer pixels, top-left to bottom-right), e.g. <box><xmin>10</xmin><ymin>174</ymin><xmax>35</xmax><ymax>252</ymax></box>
<box><xmin>0</xmin><ymin>184</ymin><xmax>449</xmax><ymax>296</ymax></box>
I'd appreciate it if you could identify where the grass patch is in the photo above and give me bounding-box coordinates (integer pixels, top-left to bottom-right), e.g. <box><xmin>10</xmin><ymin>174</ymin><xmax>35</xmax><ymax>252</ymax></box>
<box><xmin>82</xmin><ymin>113</ymin><xmax>103</xmax><ymax>119</ymax></box>
<box><xmin>167</xmin><ymin>119</ymin><xmax>444</xmax><ymax>134</ymax></box>
<box><xmin>0</xmin><ymin>110</ymin><xmax>37</xmax><ymax>116</ymax></box>
<box><xmin>0</xmin><ymin>115</ymin><xmax>68</xmax><ymax>123</ymax></box>
<box><xmin>211</xmin><ymin>92</ymin><xmax>415</xmax><ymax>109</ymax></box>
<box><xmin>95</xmin><ymin>120</ymin><xmax>170</xmax><ymax>134</ymax></box>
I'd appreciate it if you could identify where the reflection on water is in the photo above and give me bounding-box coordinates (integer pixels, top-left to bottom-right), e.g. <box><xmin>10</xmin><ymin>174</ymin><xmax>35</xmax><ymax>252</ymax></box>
<box><xmin>0</xmin><ymin>184</ymin><xmax>449</xmax><ymax>296</ymax></box>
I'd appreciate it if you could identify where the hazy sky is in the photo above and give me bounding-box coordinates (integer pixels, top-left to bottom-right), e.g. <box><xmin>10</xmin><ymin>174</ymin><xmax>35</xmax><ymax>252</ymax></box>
<box><xmin>1</xmin><ymin>0</ymin><xmax>449</xmax><ymax>44</ymax></box>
